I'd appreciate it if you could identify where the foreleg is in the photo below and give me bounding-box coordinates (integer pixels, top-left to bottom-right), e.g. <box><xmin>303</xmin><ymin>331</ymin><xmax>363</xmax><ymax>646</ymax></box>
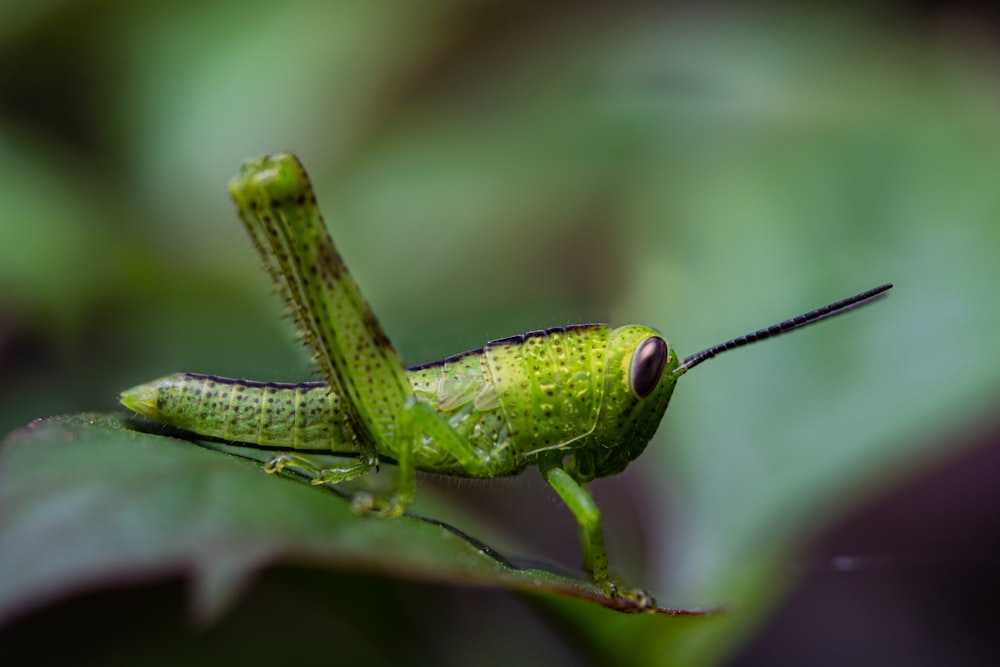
<box><xmin>540</xmin><ymin>460</ymin><xmax>655</xmax><ymax>608</ymax></box>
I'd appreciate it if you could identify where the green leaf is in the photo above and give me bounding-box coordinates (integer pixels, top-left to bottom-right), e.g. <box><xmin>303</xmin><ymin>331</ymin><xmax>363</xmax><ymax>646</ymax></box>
<box><xmin>0</xmin><ymin>413</ymin><xmax>714</xmax><ymax>626</ymax></box>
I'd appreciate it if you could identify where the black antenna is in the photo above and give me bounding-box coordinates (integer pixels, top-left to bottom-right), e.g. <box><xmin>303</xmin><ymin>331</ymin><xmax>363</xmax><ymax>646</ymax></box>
<box><xmin>674</xmin><ymin>283</ymin><xmax>893</xmax><ymax>377</ymax></box>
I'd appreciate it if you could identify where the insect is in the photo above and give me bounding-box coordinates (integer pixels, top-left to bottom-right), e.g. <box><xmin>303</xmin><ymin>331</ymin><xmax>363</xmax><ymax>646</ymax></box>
<box><xmin>120</xmin><ymin>152</ymin><xmax>892</xmax><ymax>609</ymax></box>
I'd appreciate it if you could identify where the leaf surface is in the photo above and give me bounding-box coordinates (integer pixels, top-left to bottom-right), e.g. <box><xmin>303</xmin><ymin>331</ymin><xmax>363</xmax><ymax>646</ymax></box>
<box><xmin>0</xmin><ymin>413</ymin><xmax>711</xmax><ymax>625</ymax></box>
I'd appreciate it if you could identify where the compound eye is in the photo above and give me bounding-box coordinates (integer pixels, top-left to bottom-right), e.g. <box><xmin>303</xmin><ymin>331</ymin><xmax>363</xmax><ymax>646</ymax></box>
<box><xmin>630</xmin><ymin>337</ymin><xmax>668</xmax><ymax>398</ymax></box>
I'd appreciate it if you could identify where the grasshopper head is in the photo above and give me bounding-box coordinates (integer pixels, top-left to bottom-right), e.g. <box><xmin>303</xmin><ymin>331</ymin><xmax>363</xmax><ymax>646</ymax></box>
<box><xmin>561</xmin><ymin>283</ymin><xmax>894</xmax><ymax>481</ymax></box>
<box><xmin>564</xmin><ymin>325</ymin><xmax>679</xmax><ymax>481</ymax></box>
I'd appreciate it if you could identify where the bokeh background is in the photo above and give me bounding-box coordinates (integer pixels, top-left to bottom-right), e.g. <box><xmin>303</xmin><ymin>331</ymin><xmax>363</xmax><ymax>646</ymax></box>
<box><xmin>2</xmin><ymin>2</ymin><xmax>1000</xmax><ymax>665</ymax></box>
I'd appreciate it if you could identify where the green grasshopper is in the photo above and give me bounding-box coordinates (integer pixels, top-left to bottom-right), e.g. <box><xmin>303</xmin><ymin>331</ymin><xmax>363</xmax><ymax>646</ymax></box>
<box><xmin>121</xmin><ymin>153</ymin><xmax>891</xmax><ymax>608</ymax></box>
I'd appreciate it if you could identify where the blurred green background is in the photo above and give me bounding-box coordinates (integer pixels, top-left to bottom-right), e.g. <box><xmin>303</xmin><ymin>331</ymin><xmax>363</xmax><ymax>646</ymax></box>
<box><xmin>3</xmin><ymin>1</ymin><xmax>1000</xmax><ymax>665</ymax></box>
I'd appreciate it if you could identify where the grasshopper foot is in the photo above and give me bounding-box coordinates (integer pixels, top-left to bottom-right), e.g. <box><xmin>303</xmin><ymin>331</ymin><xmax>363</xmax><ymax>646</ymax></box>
<box><xmin>264</xmin><ymin>453</ymin><xmax>373</xmax><ymax>485</ymax></box>
<box><xmin>264</xmin><ymin>453</ymin><xmax>298</xmax><ymax>475</ymax></box>
<box><xmin>602</xmin><ymin>579</ymin><xmax>657</xmax><ymax>610</ymax></box>
<box><xmin>349</xmin><ymin>490</ymin><xmax>410</xmax><ymax>518</ymax></box>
